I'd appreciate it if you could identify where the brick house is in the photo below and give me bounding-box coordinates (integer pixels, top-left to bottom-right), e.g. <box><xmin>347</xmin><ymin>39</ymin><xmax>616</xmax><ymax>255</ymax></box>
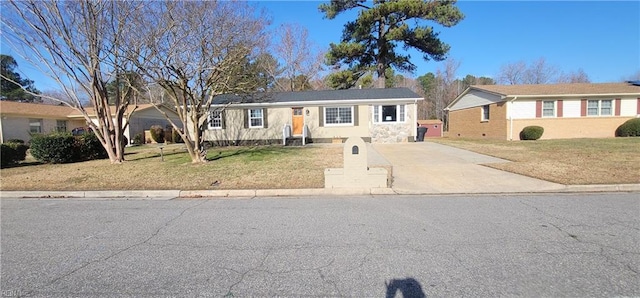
<box><xmin>444</xmin><ymin>82</ymin><xmax>640</xmax><ymax>140</ymax></box>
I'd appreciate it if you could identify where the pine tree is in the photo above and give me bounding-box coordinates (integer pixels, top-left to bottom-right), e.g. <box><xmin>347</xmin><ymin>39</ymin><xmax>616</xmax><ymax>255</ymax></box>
<box><xmin>320</xmin><ymin>0</ymin><xmax>464</xmax><ymax>89</ymax></box>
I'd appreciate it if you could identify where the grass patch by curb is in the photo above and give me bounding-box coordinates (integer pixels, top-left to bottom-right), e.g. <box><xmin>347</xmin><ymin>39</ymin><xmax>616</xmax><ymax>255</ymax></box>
<box><xmin>431</xmin><ymin>137</ymin><xmax>640</xmax><ymax>185</ymax></box>
<box><xmin>0</xmin><ymin>144</ymin><xmax>342</xmax><ymax>191</ymax></box>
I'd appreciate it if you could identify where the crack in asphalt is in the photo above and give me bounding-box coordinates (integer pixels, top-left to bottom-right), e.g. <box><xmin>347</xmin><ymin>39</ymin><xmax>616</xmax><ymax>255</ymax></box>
<box><xmin>23</xmin><ymin>200</ymin><xmax>208</xmax><ymax>297</ymax></box>
<box><xmin>223</xmin><ymin>248</ymin><xmax>273</xmax><ymax>297</ymax></box>
<box><xmin>520</xmin><ymin>199</ymin><xmax>639</xmax><ymax>276</ymax></box>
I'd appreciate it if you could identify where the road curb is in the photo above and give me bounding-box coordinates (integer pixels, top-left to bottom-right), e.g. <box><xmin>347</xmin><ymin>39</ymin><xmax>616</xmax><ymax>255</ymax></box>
<box><xmin>1</xmin><ymin>184</ymin><xmax>638</xmax><ymax>199</ymax></box>
<box><xmin>0</xmin><ymin>190</ymin><xmax>181</xmax><ymax>200</ymax></box>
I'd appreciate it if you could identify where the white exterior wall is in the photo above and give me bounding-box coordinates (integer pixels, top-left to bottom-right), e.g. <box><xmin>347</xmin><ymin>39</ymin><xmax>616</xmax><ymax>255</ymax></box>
<box><xmin>621</xmin><ymin>97</ymin><xmax>638</xmax><ymax>116</ymax></box>
<box><xmin>563</xmin><ymin>100</ymin><xmax>582</xmax><ymax>118</ymax></box>
<box><xmin>510</xmin><ymin>101</ymin><xmax>536</xmax><ymax>119</ymax></box>
<box><xmin>510</xmin><ymin>96</ymin><xmax>639</xmax><ymax>119</ymax></box>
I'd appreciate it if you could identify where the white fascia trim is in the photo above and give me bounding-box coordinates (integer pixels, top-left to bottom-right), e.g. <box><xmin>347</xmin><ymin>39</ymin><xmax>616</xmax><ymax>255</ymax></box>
<box><xmin>211</xmin><ymin>97</ymin><xmax>423</xmax><ymax>108</ymax></box>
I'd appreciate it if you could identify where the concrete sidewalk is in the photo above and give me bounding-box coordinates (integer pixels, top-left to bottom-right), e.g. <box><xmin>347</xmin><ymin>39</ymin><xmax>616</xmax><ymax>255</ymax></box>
<box><xmin>1</xmin><ymin>142</ymin><xmax>638</xmax><ymax>199</ymax></box>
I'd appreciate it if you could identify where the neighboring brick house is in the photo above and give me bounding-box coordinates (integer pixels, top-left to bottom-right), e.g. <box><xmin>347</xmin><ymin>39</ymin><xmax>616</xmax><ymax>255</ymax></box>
<box><xmin>0</xmin><ymin>101</ymin><xmax>179</xmax><ymax>143</ymax></box>
<box><xmin>444</xmin><ymin>82</ymin><xmax>640</xmax><ymax>140</ymax></box>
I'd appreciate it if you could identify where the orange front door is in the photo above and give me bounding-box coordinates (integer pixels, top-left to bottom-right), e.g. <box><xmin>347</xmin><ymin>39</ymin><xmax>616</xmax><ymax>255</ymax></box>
<box><xmin>292</xmin><ymin>108</ymin><xmax>304</xmax><ymax>135</ymax></box>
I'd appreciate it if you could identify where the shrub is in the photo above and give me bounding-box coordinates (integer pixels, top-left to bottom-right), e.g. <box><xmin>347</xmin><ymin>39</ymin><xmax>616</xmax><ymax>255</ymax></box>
<box><xmin>164</xmin><ymin>129</ymin><xmax>173</xmax><ymax>143</ymax></box>
<box><xmin>133</xmin><ymin>133</ymin><xmax>144</xmax><ymax>146</ymax></box>
<box><xmin>1</xmin><ymin>142</ymin><xmax>28</xmax><ymax>167</ymax></box>
<box><xmin>172</xmin><ymin>128</ymin><xmax>184</xmax><ymax>143</ymax></box>
<box><xmin>519</xmin><ymin>126</ymin><xmax>544</xmax><ymax>140</ymax></box>
<box><xmin>6</xmin><ymin>139</ymin><xmax>24</xmax><ymax>144</ymax></box>
<box><xmin>76</xmin><ymin>133</ymin><xmax>108</xmax><ymax>160</ymax></box>
<box><xmin>30</xmin><ymin>133</ymin><xmax>78</xmax><ymax>163</ymax></box>
<box><xmin>615</xmin><ymin>118</ymin><xmax>640</xmax><ymax>137</ymax></box>
<box><xmin>29</xmin><ymin>132</ymin><xmax>108</xmax><ymax>164</ymax></box>
<box><xmin>149</xmin><ymin>125</ymin><xmax>164</xmax><ymax>143</ymax></box>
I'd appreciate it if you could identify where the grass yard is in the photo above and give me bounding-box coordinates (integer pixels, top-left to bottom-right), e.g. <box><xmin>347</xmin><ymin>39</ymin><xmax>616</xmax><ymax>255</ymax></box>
<box><xmin>0</xmin><ymin>144</ymin><xmax>343</xmax><ymax>191</ymax></box>
<box><xmin>431</xmin><ymin>137</ymin><xmax>640</xmax><ymax>185</ymax></box>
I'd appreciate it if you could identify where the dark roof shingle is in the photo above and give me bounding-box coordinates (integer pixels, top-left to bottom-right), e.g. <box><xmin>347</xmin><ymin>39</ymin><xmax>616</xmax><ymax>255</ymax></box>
<box><xmin>213</xmin><ymin>88</ymin><xmax>422</xmax><ymax>104</ymax></box>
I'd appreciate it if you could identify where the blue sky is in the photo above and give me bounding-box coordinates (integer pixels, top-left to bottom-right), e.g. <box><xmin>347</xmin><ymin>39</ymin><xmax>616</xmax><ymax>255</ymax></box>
<box><xmin>2</xmin><ymin>1</ymin><xmax>639</xmax><ymax>91</ymax></box>
<box><xmin>258</xmin><ymin>0</ymin><xmax>640</xmax><ymax>83</ymax></box>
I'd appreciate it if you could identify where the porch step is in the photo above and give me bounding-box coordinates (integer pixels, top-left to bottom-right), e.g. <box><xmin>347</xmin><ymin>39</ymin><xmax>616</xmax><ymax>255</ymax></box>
<box><xmin>285</xmin><ymin>137</ymin><xmax>307</xmax><ymax>146</ymax></box>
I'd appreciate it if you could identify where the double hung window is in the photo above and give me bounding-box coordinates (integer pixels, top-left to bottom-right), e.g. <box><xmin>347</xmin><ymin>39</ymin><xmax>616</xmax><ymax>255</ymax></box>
<box><xmin>324</xmin><ymin>106</ymin><xmax>353</xmax><ymax>126</ymax></box>
<box><xmin>373</xmin><ymin>105</ymin><xmax>406</xmax><ymax>123</ymax></box>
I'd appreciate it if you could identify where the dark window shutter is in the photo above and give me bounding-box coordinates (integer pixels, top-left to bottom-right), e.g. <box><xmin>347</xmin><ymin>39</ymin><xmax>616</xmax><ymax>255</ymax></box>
<box><xmin>244</xmin><ymin>109</ymin><xmax>248</xmax><ymax>128</ymax></box>
<box><xmin>557</xmin><ymin>100</ymin><xmax>563</xmax><ymax>118</ymax></box>
<box><xmin>319</xmin><ymin>107</ymin><xmax>324</xmax><ymax>127</ymax></box>
<box><xmin>221</xmin><ymin>110</ymin><xmax>226</xmax><ymax>129</ymax></box>
<box><xmin>535</xmin><ymin>100</ymin><xmax>542</xmax><ymax>118</ymax></box>
<box><xmin>353</xmin><ymin>105</ymin><xmax>359</xmax><ymax>126</ymax></box>
<box><xmin>263</xmin><ymin>108</ymin><xmax>268</xmax><ymax>128</ymax></box>
<box><xmin>615</xmin><ymin>98</ymin><xmax>621</xmax><ymax>116</ymax></box>
<box><xmin>581</xmin><ymin>99</ymin><xmax>587</xmax><ymax>116</ymax></box>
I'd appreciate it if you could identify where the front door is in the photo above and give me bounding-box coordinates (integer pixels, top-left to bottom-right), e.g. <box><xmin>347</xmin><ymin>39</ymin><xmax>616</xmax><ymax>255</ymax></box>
<box><xmin>292</xmin><ymin>108</ymin><xmax>304</xmax><ymax>135</ymax></box>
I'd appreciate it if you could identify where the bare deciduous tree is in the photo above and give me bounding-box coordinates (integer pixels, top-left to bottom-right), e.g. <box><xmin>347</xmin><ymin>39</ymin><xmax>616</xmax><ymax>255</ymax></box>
<box><xmin>1</xmin><ymin>0</ymin><xmax>143</xmax><ymax>163</ymax></box>
<box><xmin>557</xmin><ymin>68</ymin><xmax>591</xmax><ymax>83</ymax></box>
<box><xmin>496</xmin><ymin>60</ymin><xmax>528</xmax><ymax>85</ymax></box>
<box><xmin>132</xmin><ymin>1</ymin><xmax>269</xmax><ymax>163</ymax></box>
<box><xmin>273</xmin><ymin>23</ymin><xmax>325</xmax><ymax>91</ymax></box>
<box><xmin>522</xmin><ymin>57</ymin><xmax>559</xmax><ymax>84</ymax></box>
<box><xmin>497</xmin><ymin>57</ymin><xmax>590</xmax><ymax>85</ymax></box>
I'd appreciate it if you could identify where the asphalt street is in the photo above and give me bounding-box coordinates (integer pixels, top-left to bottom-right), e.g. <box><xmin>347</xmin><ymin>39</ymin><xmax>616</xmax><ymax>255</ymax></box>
<box><xmin>1</xmin><ymin>193</ymin><xmax>639</xmax><ymax>297</ymax></box>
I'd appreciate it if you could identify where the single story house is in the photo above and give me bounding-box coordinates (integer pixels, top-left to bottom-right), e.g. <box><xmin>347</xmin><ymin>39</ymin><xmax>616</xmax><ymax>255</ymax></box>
<box><xmin>444</xmin><ymin>82</ymin><xmax>640</xmax><ymax>140</ymax></box>
<box><xmin>204</xmin><ymin>88</ymin><xmax>423</xmax><ymax>144</ymax></box>
<box><xmin>0</xmin><ymin>101</ymin><xmax>180</xmax><ymax>144</ymax></box>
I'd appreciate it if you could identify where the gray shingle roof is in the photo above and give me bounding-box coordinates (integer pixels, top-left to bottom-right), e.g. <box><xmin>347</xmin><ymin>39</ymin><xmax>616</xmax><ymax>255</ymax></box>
<box><xmin>212</xmin><ymin>88</ymin><xmax>422</xmax><ymax>105</ymax></box>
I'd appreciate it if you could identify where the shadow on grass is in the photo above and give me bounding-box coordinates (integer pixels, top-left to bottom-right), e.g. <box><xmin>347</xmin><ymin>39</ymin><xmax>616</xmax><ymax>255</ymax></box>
<box><xmin>126</xmin><ymin>149</ymin><xmax>188</xmax><ymax>161</ymax></box>
<box><xmin>206</xmin><ymin>146</ymin><xmax>293</xmax><ymax>162</ymax></box>
<box><xmin>1</xmin><ymin>161</ymin><xmax>44</xmax><ymax>169</ymax></box>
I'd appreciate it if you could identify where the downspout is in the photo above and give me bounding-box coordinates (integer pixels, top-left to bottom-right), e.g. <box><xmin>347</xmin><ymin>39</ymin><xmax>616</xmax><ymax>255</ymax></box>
<box><xmin>413</xmin><ymin>99</ymin><xmax>418</xmax><ymax>141</ymax></box>
<box><xmin>509</xmin><ymin>96</ymin><xmax>518</xmax><ymax>141</ymax></box>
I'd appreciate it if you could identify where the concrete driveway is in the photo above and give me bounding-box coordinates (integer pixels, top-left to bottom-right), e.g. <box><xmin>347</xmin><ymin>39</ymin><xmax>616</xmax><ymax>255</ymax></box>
<box><xmin>370</xmin><ymin>142</ymin><xmax>565</xmax><ymax>194</ymax></box>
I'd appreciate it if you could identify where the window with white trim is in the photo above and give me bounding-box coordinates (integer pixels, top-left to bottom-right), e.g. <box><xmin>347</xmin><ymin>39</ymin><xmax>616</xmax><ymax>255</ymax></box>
<box><xmin>248</xmin><ymin>108</ymin><xmax>263</xmax><ymax>128</ymax></box>
<box><xmin>29</xmin><ymin>119</ymin><xmax>42</xmax><ymax>133</ymax></box>
<box><xmin>481</xmin><ymin>105</ymin><xmax>490</xmax><ymax>121</ymax></box>
<box><xmin>542</xmin><ymin>101</ymin><xmax>555</xmax><ymax>117</ymax></box>
<box><xmin>324</xmin><ymin>106</ymin><xmax>353</xmax><ymax>126</ymax></box>
<box><xmin>373</xmin><ymin>104</ymin><xmax>406</xmax><ymax>123</ymax></box>
<box><xmin>588</xmin><ymin>99</ymin><xmax>613</xmax><ymax>116</ymax></box>
<box><xmin>209</xmin><ymin>110</ymin><xmax>223</xmax><ymax>129</ymax></box>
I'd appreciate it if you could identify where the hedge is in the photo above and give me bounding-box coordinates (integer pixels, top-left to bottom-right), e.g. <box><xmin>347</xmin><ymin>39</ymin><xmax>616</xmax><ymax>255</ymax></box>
<box><xmin>29</xmin><ymin>132</ymin><xmax>108</xmax><ymax>164</ymax></box>
<box><xmin>615</xmin><ymin>118</ymin><xmax>640</xmax><ymax>137</ymax></box>
<box><xmin>519</xmin><ymin>126</ymin><xmax>544</xmax><ymax>140</ymax></box>
<box><xmin>1</xmin><ymin>142</ymin><xmax>29</xmax><ymax>167</ymax></box>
